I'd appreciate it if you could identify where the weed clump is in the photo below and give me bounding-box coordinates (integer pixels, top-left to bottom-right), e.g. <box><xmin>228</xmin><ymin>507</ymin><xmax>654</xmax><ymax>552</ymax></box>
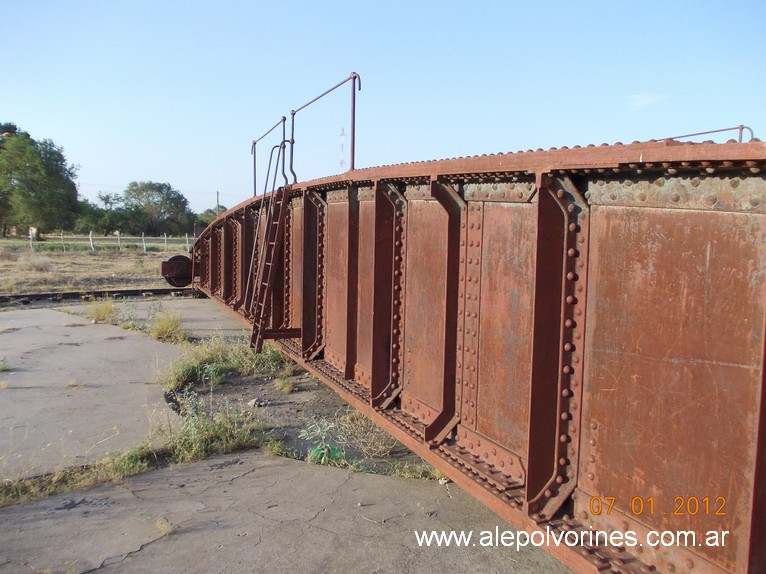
<box><xmin>18</xmin><ymin>254</ymin><xmax>52</xmax><ymax>272</ymax></box>
<box><xmin>273</xmin><ymin>379</ymin><xmax>295</xmax><ymax>394</ymax></box>
<box><xmin>148</xmin><ymin>310</ymin><xmax>187</xmax><ymax>343</ymax></box>
<box><xmin>384</xmin><ymin>461</ymin><xmax>444</xmax><ymax>480</ymax></box>
<box><xmin>261</xmin><ymin>436</ymin><xmax>300</xmax><ymax>459</ymax></box>
<box><xmin>0</xmin><ymin>394</ymin><xmax>264</xmax><ymax>508</ymax></box>
<box><xmin>88</xmin><ymin>297</ymin><xmax>117</xmax><ymax>324</ymax></box>
<box><xmin>333</xmin><ymin>409</ymin><xmax>399</xmax><ymax>459</ymax></box>
<box><xmin>157</xmin><ymin>337</ymin><xmax>290</xmax><ymax>394</ymax></box>
<box><xmin>166</xmin><ymin>394</ymin><xmax>263</xmax><ymax>463</ymax></box>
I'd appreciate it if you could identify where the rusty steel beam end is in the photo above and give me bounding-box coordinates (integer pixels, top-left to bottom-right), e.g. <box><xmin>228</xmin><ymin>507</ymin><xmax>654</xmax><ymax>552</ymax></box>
<box><xmin>161</xmin><ymin>254</ymin><xmax>193</xmax><ymax>288</ymax></box>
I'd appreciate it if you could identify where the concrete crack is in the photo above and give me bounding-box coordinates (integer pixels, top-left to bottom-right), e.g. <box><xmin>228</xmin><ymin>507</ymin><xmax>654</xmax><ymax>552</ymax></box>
<box><xmin>79</xmin><ymin>530</ymin><xmax>174</xmax><ymax>573</ymax></box>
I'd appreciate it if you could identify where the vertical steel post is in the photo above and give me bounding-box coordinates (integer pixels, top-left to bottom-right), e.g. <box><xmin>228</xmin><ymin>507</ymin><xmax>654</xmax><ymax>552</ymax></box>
<box><xmin>350</xmin><ymin>74</ymin><xmax>357</xmax><ymax>171</ymax></box>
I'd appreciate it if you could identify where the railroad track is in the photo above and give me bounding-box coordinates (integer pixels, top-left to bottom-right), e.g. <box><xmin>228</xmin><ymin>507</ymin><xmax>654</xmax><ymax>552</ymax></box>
<box><xmin>0</xmin><ymin>287</ymin><xmax>199</xmax><ymax>305</ymax></box>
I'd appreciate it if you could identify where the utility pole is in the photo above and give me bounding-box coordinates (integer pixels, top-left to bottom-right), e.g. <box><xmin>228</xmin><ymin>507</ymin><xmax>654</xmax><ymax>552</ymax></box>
<box><xmin>216</xmin><ymin>191</ymin><xmax>220</xmax><ymax>217</ymax></box>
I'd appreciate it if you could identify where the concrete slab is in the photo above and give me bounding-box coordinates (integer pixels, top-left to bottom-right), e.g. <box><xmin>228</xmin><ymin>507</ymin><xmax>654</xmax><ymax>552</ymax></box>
<box><xmin>0</xmin><ymin>451</ymin><xmax>572</xmax><ymax>574</ymax></box>
<box><xmin>60</xmin><ymin>297</ymin><xmax>250</xmax><ymax>342</ymax></box>
<box><xmin>0</xmin><ymin>299</ymin><xmax>573</xmax><ymax>573</ymax></box>
<box><xmin>0</xmin><ymin>309</ymin><xmax>181</xmax><ymax>477</ymax></box>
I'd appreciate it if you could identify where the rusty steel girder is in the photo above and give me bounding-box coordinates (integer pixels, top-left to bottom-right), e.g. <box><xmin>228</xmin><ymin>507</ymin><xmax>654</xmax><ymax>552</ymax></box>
<box><xmin>167</xmin><ymin>139</ymin><xmax>766</xmax><ymax>574</ymax></box>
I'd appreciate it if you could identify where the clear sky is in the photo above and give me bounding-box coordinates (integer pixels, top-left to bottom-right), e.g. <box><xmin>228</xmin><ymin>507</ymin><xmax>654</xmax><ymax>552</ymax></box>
<box><xmin>3</xmin><ymin>1</ymin><xmax>764</xmax><ymax>213</ymax></box>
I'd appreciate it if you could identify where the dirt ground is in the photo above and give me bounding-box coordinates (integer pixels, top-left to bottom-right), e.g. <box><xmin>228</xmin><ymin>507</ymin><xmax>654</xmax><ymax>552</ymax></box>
<box><xmin>178</xmin><ymin>365</ymin><xmax>422</xmax><ymax>469</ymax></box>
<box><xmin>0</xmin><ymin>247</ymin><xmax>176</xmax><ymax>295</ymax></box>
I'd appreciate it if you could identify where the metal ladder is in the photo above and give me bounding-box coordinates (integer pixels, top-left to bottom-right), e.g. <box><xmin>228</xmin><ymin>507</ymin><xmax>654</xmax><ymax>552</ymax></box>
<box><xmin>248</xmin><ymin>185</ymin><xmax>299</xmax><ymax>351</ymax></box>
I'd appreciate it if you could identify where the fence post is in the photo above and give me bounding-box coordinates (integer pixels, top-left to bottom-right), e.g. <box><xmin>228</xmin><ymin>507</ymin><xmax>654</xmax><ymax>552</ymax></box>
<box><xmin>61</xmin><ymin>230</ymin><xmax>66</xmax><ymax>252</ymax></box>
<box><xmin>117</xmin><ymin>231</ymin><xmax>122</xmax><ymax>252</ymax></box>
<box><xmin>185</xmin><ymin>233</ymin><xmax>189</xmax><ymax>250</ymax></box>
<box><xmin>164</xmin><ymin>233</ymin><xmax>168</xmax><ymax>251</ymax></box>
<box><xmin>142</xmin><ymin>232</ymin><xmax>146</xmax><ymax>253</ymax></box>
<box><xmin>89</xmin><ymin>231</ymin><xmax>95</xmax><ymax>252</ymax></box>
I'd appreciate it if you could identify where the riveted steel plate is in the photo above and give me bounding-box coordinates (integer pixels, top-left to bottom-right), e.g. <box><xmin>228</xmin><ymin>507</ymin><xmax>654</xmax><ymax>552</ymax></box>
<box><xmin>586</xmin><ymin>174</ymin><xmax>766</xmax><ymax>213</ymax></box>
<box><xmin>290</xmin><ymin>202</ymin><xmax>303</xmax><ymax>328</ymax></box>
<box><xmin>579</xmin><ymin>206</ymin><xmax>766</xmax><ymax>572</ymax></box>
<box><xmin>179</xmin><ymin>140</ymin><xmax>766</xmax><ymax>574</ymax></box>
<box><xmin>475</xmin><ymin>202</ymin><xmax>537</xmax><ymax>458</ymax></box>
<box><xmin>325</xmin><ymin>200</ymin><xmax>350</xmax><ymax>373</ymax></box>
<box><xmin>402</xmin><ymin>199</ymin><xmax>449</xmax><ymax>424</ymax></box>
<box><xmin>354</xmin><ymin>195</ymin><xmax>375</xmax><ymax>389</ymax></box>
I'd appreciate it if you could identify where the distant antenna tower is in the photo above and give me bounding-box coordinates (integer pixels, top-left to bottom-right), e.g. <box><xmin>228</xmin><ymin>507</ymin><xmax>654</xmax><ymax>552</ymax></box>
<box><xmin>339</xmin><ymin>127</ymin><xmax>346</xmax><ymax>171</ymax></box>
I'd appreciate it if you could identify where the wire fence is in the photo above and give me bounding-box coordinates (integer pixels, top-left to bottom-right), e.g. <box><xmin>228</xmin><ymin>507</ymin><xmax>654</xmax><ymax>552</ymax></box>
<box><xmin>4</xmin><ymin>232</ymin><xmax>193</xmax><ymax>254</ymax></box>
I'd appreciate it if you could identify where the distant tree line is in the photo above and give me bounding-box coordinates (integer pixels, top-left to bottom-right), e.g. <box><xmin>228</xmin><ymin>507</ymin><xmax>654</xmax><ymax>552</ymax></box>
<box><xmin>0</xmin><ymin>122</ymin><xmax>222</xmax><ymax>238</ymax></box>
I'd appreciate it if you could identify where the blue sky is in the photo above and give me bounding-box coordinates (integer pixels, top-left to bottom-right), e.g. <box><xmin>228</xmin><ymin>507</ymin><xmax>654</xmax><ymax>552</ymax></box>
<box><xmin>3</xmin><ymin>1</ymin><xmax>764</xmax><ymax>213</ymax></box>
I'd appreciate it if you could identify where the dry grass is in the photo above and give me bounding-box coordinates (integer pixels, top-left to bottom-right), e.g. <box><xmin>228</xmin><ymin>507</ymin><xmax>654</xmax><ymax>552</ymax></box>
<box><xmin>261</xmin><ymin>436</ymin><xmax>300</xmax><ymax>459</ymax></box>
<box><xmin>153</xmin><ymin>517</ymin><xmax>179</xmax><ymax>537</ymax></box>
<box><xmin>148</xmin><ymin>310</ymin><xmax>187</xmax><ymax>343</ymax></box>
<box><xmin>0</xmin><ymin>247</ymin><xmax>170</xmax><ymax>295</ymax></box>
<box><xmin>1</xmin><ymin>394</ymin><xmax>265</xmax><ymax>508</ymax></box>
<box><xmin>18</xmin><ymin>255</ymin><xmax>52</xmax><ymax>272</ymax></box>
<box><xmin>273</xmin><ymin>379</ymin><xmax>296</xmax><ymax>394</ymax></box>
<box><xmin>89</xmin><ymin>298</ymin><xmax>117</xmax><ymax>324</ymax></box>
<box><xmin>333</xmin><ymin>409</ymin><xmax>399</xmax><ymax>459</ymax></box>
<box><xmin>0</xmin><ymin>247</ymin><xmax>19</xmax><ymax>262</ymax></box>
<box><xmin>384</xmin><ymin>461</ymin><xmax>445</xmax><ymax>480</ymax></box>
<box><xmin>157</xmin><ymin>337</ymin><xmax>290</xmax><ymax>394</ymax></box>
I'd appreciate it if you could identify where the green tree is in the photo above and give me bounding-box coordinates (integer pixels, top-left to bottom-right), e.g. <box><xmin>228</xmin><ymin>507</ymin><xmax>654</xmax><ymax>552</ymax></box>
<box><xmin>73</xmin><ymin>198</ymin><xmax>102</xmax><ymax>234</ymax></box>
<box><xmin>0</xmin><ymin>129</ymin><xmax>79</xmax><ymax>235</ymax></box>
<box><xmin>0</xmin><ymin>132</ymin><xmax>39</xmax><ymax>236</ymax></box>
<box><xmin>123</xmin><ymin>181</ymin><xmax>194</xmax><ymax>235</ymax></box>
<box><xmin>0</xmin><ymin>123</ymin><xmax>18</xmax><ymax>137</ymax></box>
<box><xmin>95</xmin><ymin>192</ymin><xmax>126</xmax><ymax>236</ymax></box>
<box><xmin>196</xmin><ymin>205</ymin><xmax>227</xmax><ymax>228</ymax></box>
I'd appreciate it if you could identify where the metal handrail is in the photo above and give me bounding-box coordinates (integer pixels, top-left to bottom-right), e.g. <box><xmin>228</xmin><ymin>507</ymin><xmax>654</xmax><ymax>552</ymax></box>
<box><xmin>663</xmin><ymin>124</ymin><xmax>755</xmax><ymax>143</ymax></box>
<box><xmin>289</xmin><ymin>72</ymin><xmax>361</xmax><ymax>182</ymax></box>
<box><xmin>251</xmin><ymin>117</ymin><xmax>286</xmax><ymax>197</ymax></box>
<box><xmin>251</xmin><ymin>72</ymin><xmax>362</xmax><ymax>195</ymax></box>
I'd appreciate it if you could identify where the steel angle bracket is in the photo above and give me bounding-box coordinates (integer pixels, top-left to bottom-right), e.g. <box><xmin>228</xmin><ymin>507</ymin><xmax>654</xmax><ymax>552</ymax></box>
<box><xmin>241</xmin><ymin>200</ymin><xmax>263</xmax><ymax>320</ymax></box>
<box><xmin>526</xmin><ymin>173</ymin><xmax>590</xmax><ymax>522</ymax></box>
<box><xmin>370</xmin><ymin>181</ymin><xmax>406</xmax><ymax>409</ymax></box>
<box><xmin>301</xmin><ymin>189</ymin><xmax>327</xmax><ymax>360</ymax></box>
<box><xmin>225</xmin><ymin>213</ymin><xmax>244</xmax><ymax>308</ymax></box>
<box><xmin>421</xmin><ymin>178</ymin><xmax>465</xmax><ymax>446</ymax></box>
<box><xmin>281</xmin><ymin>203</ymin><xmax>293</xmax><ymax>329</ymax></box>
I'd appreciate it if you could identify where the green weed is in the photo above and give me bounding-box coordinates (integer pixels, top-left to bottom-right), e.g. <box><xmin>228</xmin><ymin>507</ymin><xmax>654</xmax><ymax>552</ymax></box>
<box><xmin>157</xmin><ymin>337</ymin><xmax>290</xmax><ymax>394</ymax></box>
<box><xmin>299</xmin><ymin>417</ymin><xmax>349</xmax><ymax>467</ymax></box>
<box><xmin>0</xmin><ymin>394</ymin><xmax>264</xmax><ymax>508</ymax></box>
<box><xmin>148</xmin><ymin>310</ymin><xmax>187</xmax><ymax>343</ymax></box>
<box><xmin>261</xmin><ymin>436</ymin><xmax>301</xmax><ymax>459</ymax></box>
<box><xmin>384</xmin><ymin>461</ymin><xmax>444</xmax><ymax>480</ymax></box>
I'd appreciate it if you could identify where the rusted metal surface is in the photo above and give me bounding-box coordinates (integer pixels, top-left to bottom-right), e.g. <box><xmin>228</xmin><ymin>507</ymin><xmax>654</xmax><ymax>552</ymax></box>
<box><xmin>160</xmin><ymin>254</ymin><xmax>193</xmax><ymax>288</ymax></box>
<box><xmin>170</xmin><ymin>139</ymin><xmax>766</xmax><ymax>574</ymax></box>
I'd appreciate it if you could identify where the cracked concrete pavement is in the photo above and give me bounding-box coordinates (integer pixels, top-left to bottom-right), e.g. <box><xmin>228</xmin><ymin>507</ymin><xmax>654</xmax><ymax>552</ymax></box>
<box><xmin>0</xmin><ymin>299</ymin><xmax>248</xmax><ymax>477</ymax></box>
<box><xmin>0</xmin><ymin>451</ymin><xmax>571</xmax><ymax>573</ymax></box>
<box><xmin>0</xmin><ymin>298</ymin><xmax>572</xmax><ymax>573</ymax></box>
